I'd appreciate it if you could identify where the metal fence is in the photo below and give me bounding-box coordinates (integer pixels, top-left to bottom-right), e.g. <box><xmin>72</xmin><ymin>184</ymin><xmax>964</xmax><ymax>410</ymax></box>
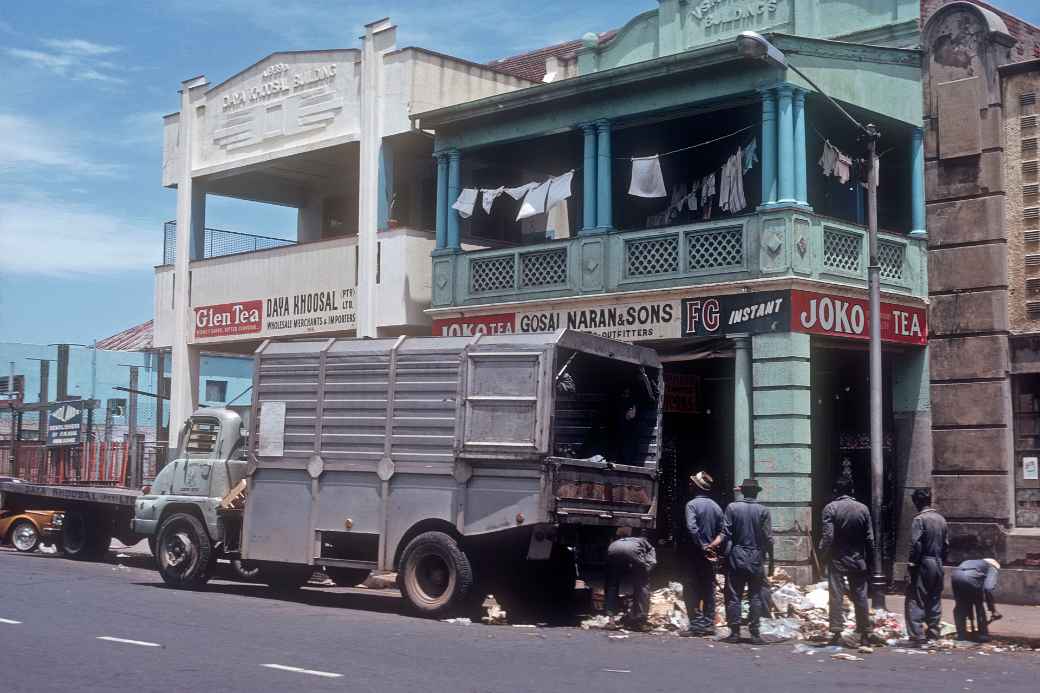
<box><xmin>162</xmin><ymin>221</ymin><xmax>296</xmax><ymax>264</ymax></box>
<box><xmin>3</xmin><ymin>440</ymin><xmax>164</xmax><ymax>486</ymax></box>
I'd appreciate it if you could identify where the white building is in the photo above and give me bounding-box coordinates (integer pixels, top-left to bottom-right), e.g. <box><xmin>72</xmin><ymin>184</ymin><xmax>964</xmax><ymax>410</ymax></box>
<box><xmin>155</xmin><ymin>18</ymin><xmax>531</xmax><ymax>430</ymax></box>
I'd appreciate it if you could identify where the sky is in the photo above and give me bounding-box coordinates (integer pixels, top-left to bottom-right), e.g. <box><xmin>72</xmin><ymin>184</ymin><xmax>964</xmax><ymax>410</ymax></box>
<box><xmin>1</xmin><ymin>0</ymin><xmax>1039</xmax><ymax>347</ymax></box>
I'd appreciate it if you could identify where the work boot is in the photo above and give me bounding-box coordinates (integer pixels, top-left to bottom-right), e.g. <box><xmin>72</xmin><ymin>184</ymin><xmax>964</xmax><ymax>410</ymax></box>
<box><xmin>722</xmin><ymin>627</ymin><xmax>742</xmax><ymax>644</ymax></box>
<box><xmin>860</xmin><ymin>633</ymin><xmax>872</xmax><ymax>647</ymax></box>
<box><xmin>828</xmin><ymin>632</ymin><xmax>845</xmax><ymax>646</ymax></box>
<box><xmin>748</xmin><ymin>633</ymin><xmax>765</xmax><ymax>646</ymax></box>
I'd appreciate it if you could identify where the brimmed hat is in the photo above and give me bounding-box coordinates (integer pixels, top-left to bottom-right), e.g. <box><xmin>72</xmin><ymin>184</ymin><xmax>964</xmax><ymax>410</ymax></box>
<box><xmin>690</xmin><ymin>471</ymin><xmax>714</xmax><ymax>492</ymax></box>
<box><xmin>739</xmin><ymin>478</ymin><xmax>762</xmax><ymax>493</ymax></box>
<box><xmin>983</xmin><ymin>558</ymin><xmax>1001</xmax><ymax>570</ymax></box>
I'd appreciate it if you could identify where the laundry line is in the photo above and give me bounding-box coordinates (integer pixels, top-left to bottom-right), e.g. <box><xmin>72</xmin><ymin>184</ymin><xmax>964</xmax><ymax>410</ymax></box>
<box><xmin>614</xmin><ymin>122</ymin><xmax>758</xmax><ymax>161</ymax></box>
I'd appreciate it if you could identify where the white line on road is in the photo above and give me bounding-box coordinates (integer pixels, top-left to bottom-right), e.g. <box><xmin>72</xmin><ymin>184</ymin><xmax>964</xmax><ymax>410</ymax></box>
<box><xmin>262</xmin><ymin>664</ymin><xmax>344</xmax><ymax>679</ymax></box>
<box><xmin>0</xmin><ymin>618</ymin><xmax>22</xmax><ymax>625</ymax></box>
<box><xmin>96</xmin><ymin>636</ymin><xmax>162</xmax><ymax>648</ymax></box>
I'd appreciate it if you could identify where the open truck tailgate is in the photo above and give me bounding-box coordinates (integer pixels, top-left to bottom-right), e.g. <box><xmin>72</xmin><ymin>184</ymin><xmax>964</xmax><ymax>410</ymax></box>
<box><xmin>548</xmin><ymin>457</ymin><xmax>656</xmax><ymax>527</ymax></box>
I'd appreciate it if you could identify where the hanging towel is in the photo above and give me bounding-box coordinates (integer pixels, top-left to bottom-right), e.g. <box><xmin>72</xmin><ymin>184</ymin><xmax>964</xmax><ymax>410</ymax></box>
<box><xmin>545</xmin><ymin>170</ymin><xmax>574</xmax><ymax>210</ymax></box>
<box><xmin>480</xmin><ymin>187</ymin><xmax>505</xmax><ymax>215</ymax></box>
<box><xmin>628</xmin><ymin>155</ymin><xmax>667</xmax><ymax>198</ymax></box>
<box><xmin>516</xmin><ymin>179</ymin><xmax>551</xmax><ymax>221</ymax></box>
<box><xmin>719</xmin><ymin>147</ymin><xmax>746</xmax><ymax>214</ymax></box>
<box><xmin>505</xmin><ymin>182</ymin><xmax>537</xmax><ymax>200</ymax></box>
<box><xmin>452</xmin><ymin>188</ymin><xmax>478</xmax><ymax>219</ymax></box>
<box><xmin>818</xmin><ymin>140</ymin><xmax>840</xmax><ymax>178</ymax></box>
<box><xmin>742</xmin><ymin>138</ymin><xmax>758</xmax><ymax>175</ymax></box>
<box><xmin>546</xmin><ymin>199</ymin><xmax>571</xmax><ymax>240</ymax></box>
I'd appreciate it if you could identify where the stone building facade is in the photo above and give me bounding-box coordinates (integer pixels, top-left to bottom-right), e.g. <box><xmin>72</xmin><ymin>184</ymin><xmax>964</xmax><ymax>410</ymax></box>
<box><xmin>922</xmin><ymin>1</ymin><xmax>1040</xmax><ymax>603</ymax></box>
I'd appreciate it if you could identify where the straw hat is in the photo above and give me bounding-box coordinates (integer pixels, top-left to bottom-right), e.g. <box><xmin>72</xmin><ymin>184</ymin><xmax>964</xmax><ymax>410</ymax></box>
<box><xmin>690</xmin><ymin>471</ymin><xmax>714</xmax><ymax>492</ymax></box>
<box><xmin>983</xmin><ymin>558</ymin><xmax>1001</xmax><ymax>570</ymax></box>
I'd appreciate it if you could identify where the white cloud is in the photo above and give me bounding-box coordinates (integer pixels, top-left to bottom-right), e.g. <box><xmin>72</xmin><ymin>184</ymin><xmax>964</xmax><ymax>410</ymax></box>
<box><xmin>0</xmin><ymin>113</ymin><xmax>122</xmax><ymax>177</ymax></box>
<box><xmin>40</xmin><ymin>38</ymin><xmax>121</xmax><ymax>57</ymax></box>
<box><xmin>0</xmin><ymin>198</ymin><xmax>157</xmax><ymax>276</ymax></box>
<box><xmin>4</xmin><ymin>37</ymin><xmax>125</xmax><ymax>85</ymax></box>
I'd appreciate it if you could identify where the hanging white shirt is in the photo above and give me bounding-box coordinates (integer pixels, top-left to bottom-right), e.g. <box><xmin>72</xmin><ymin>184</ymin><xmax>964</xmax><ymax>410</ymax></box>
<box><xmin>516</xmin><ymin>179</ymin><xmax>551</xmax><ymax>221</ymax></box>
<box><xmin>480</xmin><ymin>187</ymin><xmax>505</xmax><ymax>215</ymax></box>
<box><xmin>505</xmin><ymin>182</ymin><xmax>538</xmax><ymax>200</ymax></box>
<box><xmin>628</xmin><ymin>155</ymin><xmax>667</xmax><ymax>198</ymax></box>
<box><xmin>452</xmin><ymin>188</ymin><xmax>478</xmax><ymax>219</ymax></box>
<box><xmin>545</xmin><ymin>170</ymin><xmax>574</xmax><ymax>210</ymax></box>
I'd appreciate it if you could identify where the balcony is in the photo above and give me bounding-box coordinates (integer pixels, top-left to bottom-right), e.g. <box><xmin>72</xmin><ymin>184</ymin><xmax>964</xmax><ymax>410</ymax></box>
<box><xmin>161</xmin><ymin>221</ymin><xmax>296</xmax><ymax>265</ymax></box>
<box><xmin>431</xmin><ymin>209</ymin><xmax>927</xmax><ymax>309</ymax></box>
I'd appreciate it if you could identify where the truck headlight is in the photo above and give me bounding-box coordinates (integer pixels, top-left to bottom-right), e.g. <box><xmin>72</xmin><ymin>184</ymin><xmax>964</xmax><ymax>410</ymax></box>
<box><xmin>52</xmin><ymin>513</ymin><xmax>64</xmax><ymax>527</ymax></box>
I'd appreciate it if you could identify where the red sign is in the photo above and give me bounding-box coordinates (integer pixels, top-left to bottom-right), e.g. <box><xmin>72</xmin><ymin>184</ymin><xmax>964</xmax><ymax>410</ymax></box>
<box><xmin>195</xmin><ymin>300</ymin><xmax>263</xmax><ymax>338</ymax></box>
<box><xmin>790</xmin><ymin>290</ymin><xmax>927</xmax><ymax>345</ymax></box>
<box><xmin>432</xmin><ymin>313</ymin><xmax>516</xmax><ymax>337</ymax></box>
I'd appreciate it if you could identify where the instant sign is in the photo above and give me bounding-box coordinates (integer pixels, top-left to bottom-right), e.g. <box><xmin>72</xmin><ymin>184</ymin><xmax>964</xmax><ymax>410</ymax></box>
<box><xmin>682</xmin><ymin>290</ymin><xmax>790</xmax><ymax>337</ymax></box>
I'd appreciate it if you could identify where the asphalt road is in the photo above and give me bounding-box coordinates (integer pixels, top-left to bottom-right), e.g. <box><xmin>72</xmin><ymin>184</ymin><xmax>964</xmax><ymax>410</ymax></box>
<box><xmin>1</xmin><ymin>548</ymin><xmax>1038</xmax><ymax>693</ymax></box>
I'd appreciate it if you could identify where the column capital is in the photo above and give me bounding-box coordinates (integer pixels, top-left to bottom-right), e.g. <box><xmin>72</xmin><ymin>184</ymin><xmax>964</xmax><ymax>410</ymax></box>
<box><xmin>433</xmin><ymin>151</ymin><xmax>447</xmax><ymax>163</ymax></box>
<box><xmin>579</xmin><ymin>121</ymin><xmax>597</xmax><ymax>134</ymax></box>
<box><xmin>792</xmin><ymin>88</ymin><xmax>806</xmax><ymax>104</ymax></box>
<box><xmin>776</xmin><ymin>83</ymin><xmax>794</xmax><ymax>99</ymax></box>
<box><xmin>594</xmin><ymin>118</ymin><xmax>611</xmax><ymax>131</ymax></box>
<box><xmin>728</xmin><ymin>333</ymin><xmax>752</xmax><ymax>346</ymax></box>
<box><xmin>446</xmin><ymin>148</ymin><xmax>461</xmax><ymax>162</ymax></box>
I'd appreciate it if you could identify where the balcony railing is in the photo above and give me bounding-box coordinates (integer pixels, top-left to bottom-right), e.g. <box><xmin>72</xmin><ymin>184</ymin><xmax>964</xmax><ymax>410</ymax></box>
<box><xmin>431</xmin><ymin>210</ymin><xmax>927</xmax><ymax>308</ymax></box>
<box><xmin>162</xmin><ymin>221</ymin><xmax>296</xmax><ymax>265</ymax></box>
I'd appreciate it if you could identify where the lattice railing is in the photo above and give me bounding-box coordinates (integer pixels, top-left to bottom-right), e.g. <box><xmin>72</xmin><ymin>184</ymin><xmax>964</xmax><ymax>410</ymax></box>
<box><xmin>162</xmin><ymin>221</ymin><xmax>296</xmax><ymax>264</ymax></box>
<box><xmin>470</xmin><ymin>255</ymin><xmax>515</xmax><ymax>293</ymax></box>
<box><xmin>686</xmin><ymin>226</ymin><xmax>743</xmax><ymax>272</ymax></box>
<box><xmin>520</xmin><ymin>248</ymin><xmax>568</xmax><ymax>289</ymax></box>
<box><xmin>626</xmin><ymin>236</ymin><xmax>680</xmax><ymax>277</ymax></box>
<box><xmin>878</xmin><ymin>241</ymin><xmax>905</xmax><ymax>281</ymax></box>
<box><xmin>823</xmin><ymin>228</ymin><xmax>863</xmax><ymax>274</ymax></box>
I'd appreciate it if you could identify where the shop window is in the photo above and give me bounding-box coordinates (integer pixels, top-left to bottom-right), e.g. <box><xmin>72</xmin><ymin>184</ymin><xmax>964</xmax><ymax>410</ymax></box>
<box><xmin>205</xmin><ymin>380</ymin><xmax>228</xmax><ymax>403</ymax></box>
<box><xmin>1012</xmin><ymin>375</ymin><xmax>1040</xmax><ymax>527</ymax></box>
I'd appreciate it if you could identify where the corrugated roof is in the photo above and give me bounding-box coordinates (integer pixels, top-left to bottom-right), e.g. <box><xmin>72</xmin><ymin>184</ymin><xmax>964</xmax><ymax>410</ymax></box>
<box><xmin>487</xmin><ymin>31</ymin><xmax>616</xmax><ymax>82</ymax></box>
<box><xmin>96</xmin><ymin>320</ymin><xmax>153</xmax><ymax>351</ymax></box>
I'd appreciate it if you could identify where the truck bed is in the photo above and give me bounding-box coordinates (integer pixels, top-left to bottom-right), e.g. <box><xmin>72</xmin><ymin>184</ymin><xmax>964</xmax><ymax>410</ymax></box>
<box><xmin>0</xmin><ymin>481</ymin><xmax>139</xmax><ymax>507</ymax></box>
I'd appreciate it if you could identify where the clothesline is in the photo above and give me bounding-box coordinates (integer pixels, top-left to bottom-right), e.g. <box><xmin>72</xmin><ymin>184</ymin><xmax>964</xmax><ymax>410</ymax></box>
<box><xmin>615</xmin><ymin>123</ymin><xmax>758</xmax><ymax>160</ymax></box>
<box><xmin>811</xmin><ymin>125</ymin><xmax>895</xmax><ymax>159</ymax></box>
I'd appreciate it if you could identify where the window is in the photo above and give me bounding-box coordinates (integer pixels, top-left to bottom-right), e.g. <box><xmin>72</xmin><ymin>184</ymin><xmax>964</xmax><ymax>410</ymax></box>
<box><xmin>205</xmin><ymin>380</ymin><xmax>227</xmax><ymax>403</ymax></box>
<box><xmin>1011</xmin><ymin>374</ymin><xmax>1040</xmax><ymax>528</ymax></box>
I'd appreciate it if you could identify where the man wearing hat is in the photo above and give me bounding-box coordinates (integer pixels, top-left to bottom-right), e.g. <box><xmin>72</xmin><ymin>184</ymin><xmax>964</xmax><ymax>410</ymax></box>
<box><xmin>818</xmin><ymin>476</ymin><xmax>874</xmax><ymax>646</ymax></box>
<box><xmin>720</xmin><ymin>478</ymin><xmax>773</xmax><ymax>644</ymax></box>
<box><xmin>680</xmin><ymin>471</ymin><xmax>725</xmax><ymax>637</ymax></box>
<box><xmin>951</xmin><ymin>558</ymin><xmax>1002</xmax><ymax>642</ymax></box>
<box><xmin>905</xmin><ymin>487</ymin><xmax>948</xmax><ymax>645</ymax></box>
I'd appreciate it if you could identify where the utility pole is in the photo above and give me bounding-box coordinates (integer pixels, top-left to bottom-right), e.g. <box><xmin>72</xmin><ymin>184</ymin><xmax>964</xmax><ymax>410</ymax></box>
<box><xmin>87</xmin><ymin>340</ymin><xmax>97</xmax><ymax>441</ymax></box>
<box><xmin>125</xmin><ymin>365</ymin><xmax>140</xmax><ymax>488</ymax></box>
<box><xmin>6</xmin><ymin>361</ymin><xmax>15</xmax><ymax>476</ymax></box>
<box><xmin>154</xmin><ymin>350</ymin><xmax>166</xmax><ymax>468</ymax></box>
<box><xmin>33</xmin><ymin>359</ymin><xmax>51</xmax><ymax>442</ymax></box>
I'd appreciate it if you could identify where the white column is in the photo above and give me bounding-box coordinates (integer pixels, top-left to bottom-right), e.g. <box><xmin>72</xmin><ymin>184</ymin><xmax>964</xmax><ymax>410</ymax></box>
<box><xmin>169</xmin><ymin>75</ymin><xmax>208</xmax><ymax>436</ymax></box>
<box><xmin>357</xmin><ymin>19</ymin><xmax>397</xmax><ymax>338</ymax></box>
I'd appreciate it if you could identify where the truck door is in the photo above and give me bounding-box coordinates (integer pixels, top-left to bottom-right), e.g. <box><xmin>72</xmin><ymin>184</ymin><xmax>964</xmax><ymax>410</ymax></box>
<box><xmin>458</xmin><ymin>349</ymin><xmax>551</xmax><ymax>457</ymax></box>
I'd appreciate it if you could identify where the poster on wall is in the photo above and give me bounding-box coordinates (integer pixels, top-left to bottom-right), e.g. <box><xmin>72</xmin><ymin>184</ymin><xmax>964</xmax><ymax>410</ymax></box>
<box><xmin>1025</xmin><ymin>456</ymin><xmax>1039</xmax><ymax>481</ymax></box>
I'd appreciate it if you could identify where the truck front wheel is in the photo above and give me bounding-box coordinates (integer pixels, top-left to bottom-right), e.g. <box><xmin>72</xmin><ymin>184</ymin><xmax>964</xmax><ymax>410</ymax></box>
<box><xmin>155</xmin><ymin>513</ymin><xmax>213</xmax><ymax>589</ymax></box>
<box><xmin>398</xmin><ymin>531</ymin><xmax>475</xmax><ymax>617</ymax></box>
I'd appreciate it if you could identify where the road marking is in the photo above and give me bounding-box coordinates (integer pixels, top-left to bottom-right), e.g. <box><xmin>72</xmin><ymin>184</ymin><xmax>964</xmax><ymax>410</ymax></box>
<box><xmin>603</xmin><ymin>669</ymin><xmax>631</xmax><ymax>673</ymax></box>
<box><xmin>96</xmin><ymin>636</ymin><xmax>162</xmax><ymax>648</ymax></box>
<box><xmin>262</xmin><ymin>664</ymin><xmax>344</xmax><ymax>679</ymax></box>
<box><xmin>0</xmin><ymin>618</ymin><xmax>22</xmax><ymax>625</ymax></box>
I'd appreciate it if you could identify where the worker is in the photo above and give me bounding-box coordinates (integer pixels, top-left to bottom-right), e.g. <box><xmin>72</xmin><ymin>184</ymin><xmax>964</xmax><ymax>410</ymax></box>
<box><xmin>604</xmin><ymin>527</ymin><xmax>657</xmax><ymax>629</ymax></box>
<box><xmin>721</xmin><ymin>478</ymin><xmax>773</xmax><ymax>645</ymax></box>
<box><xmin>680</xmin><ymin>471</ymin><xmax>724</xmax><ymax>637</ymax></box>
<box><xmin>818</xmin><ymin>476</ymin><xmax>874</xmax><ymax>646</ymax></box>
<box><xmin>905</xmin><ymin>487</ymin><xmax>949</xmax><ymax>645</ymax></box>
<box><xmin>952</xmin><ymin>558</ymin><xmax>1002</xmax><ymax>642</ymax></box>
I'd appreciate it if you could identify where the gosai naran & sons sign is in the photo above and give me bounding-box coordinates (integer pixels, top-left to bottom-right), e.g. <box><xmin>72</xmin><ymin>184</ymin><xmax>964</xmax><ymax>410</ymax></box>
<box><xmin>194</xmin><ymin>289</ymin><xmax>356</xmax><ymax>340</ymax></box>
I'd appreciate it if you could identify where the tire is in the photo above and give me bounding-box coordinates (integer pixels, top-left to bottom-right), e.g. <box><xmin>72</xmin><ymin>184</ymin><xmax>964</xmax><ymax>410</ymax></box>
<box><xmin>259</xmin><ymin>564</ymin><xmax>313</xmax><ymax>592</ymax></box>
<box><xmin>231</xmin><ymin>558</ymin><xmax>261</xmax><ymax>581</ymax></box>
<box><xmin>9</xmin><ymin>520</ymin><xmax>40</xmax><ymax>553</ymax></box>
<box><xmin>155</xmin><ymin>513</ymin><xmax>213</xmax><ymax>589</ymax></box>
<box><xmin>326</xmin><ymin>567</ymin><xmax>370</xmax><ymax>587</ymax></box>
<box><xmin>60</xmin><ymin>513</ymin><xmax>111</xmax><ymax>561</ymax></box>
<box><xmin>398</xmin><ymin>531</ymin><xmax>475</xmax><ymax>617</ymax></box>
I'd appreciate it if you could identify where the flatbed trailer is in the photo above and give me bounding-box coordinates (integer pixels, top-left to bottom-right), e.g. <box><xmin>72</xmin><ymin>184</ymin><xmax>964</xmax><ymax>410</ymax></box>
<box><xmin>0</xmin><ymin>481</ymin><xmax>140</xmax><ymax>560</ymax></box>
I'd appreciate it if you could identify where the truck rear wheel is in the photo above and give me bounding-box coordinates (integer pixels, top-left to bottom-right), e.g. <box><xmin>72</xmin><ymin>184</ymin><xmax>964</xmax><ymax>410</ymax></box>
<box><xmin>399</xmin><ymin>531</ymin><xmax>475</xmax><ymax>617</ymax></box>
<box><xmin>60</xmin><ymin>512</ymin><xmax>112</xmax><ymax>561</ymax></box>
<box><xmin>155</xmin><ymin>513</ymin><xmax>213</xmax><ymax>589</ymax></box>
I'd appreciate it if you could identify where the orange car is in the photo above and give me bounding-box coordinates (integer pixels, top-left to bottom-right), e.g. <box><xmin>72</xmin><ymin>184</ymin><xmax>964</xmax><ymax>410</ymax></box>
<box><xmin>0</xmin><ymin>509</ymin><xmax>65</xmax><ymax>553</ymax></box>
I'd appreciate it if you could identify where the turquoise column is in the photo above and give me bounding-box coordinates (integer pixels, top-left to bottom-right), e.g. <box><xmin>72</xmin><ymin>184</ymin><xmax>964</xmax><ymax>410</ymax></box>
<box><xmin>446</xmin><ymin>149</ymin><xmax>461</xmax><ymax>251</ymax></box>
<box><xmin>910</xmin><ymin>127</ymin><xmax>926</xmax><ymax>237</ymax></box>
<box><xmin>777</xmin><ymin>85</ymin><xmax>796</xmax><ymax>205</ymax></box>
<box><xmin>377</xmin><ymin>138</ymin><xmax>394</xmax><ymax>232</ymax></box>
<box><xmin>434</xmin><ymin>152</ymin><xmax>448</xmax><ymax>251</ymax></box>
<box><xmin>793</xmin><ymin>89</ymin><xmax>808</xmax><ymax>207</ymax></box>
<box><xmin>581</xmin><ymin>123</ymin><xmax>598</xmax><ymax>233</ymax></box>
<box><xmin>732</xmin><ymin>334</ymin><xmax>753</xmax><ymax>495</ymax></box>
<box><xmin>595</xmin><ymin>119</ymin><xmax>613</xmax><ymax>232</ymax></box>
<box><xmin>760</xmin><ymin>88</ymin><xmax>778</xmax><ymax>206</ymax></box>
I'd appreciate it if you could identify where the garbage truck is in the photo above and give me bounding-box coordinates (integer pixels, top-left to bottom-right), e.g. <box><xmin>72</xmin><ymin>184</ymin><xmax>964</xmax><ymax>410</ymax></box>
<box><xmin>133</xmin><ymin>330</ymin><xmax>663</xmax><ymax>617</ymax></box>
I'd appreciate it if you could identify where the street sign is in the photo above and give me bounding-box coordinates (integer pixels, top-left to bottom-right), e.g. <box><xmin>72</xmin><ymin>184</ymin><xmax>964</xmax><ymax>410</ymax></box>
<box><xmin>47</xmin><ymin>402</ymin><xmax>83</xmax><ymax>446</ymax></box>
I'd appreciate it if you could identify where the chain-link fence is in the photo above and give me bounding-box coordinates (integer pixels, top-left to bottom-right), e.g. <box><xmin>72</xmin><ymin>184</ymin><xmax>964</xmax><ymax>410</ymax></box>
<box><xmin>162</xmin><ymin>221</ymin><xmax>296</xmax><ymax>265</ymax></box>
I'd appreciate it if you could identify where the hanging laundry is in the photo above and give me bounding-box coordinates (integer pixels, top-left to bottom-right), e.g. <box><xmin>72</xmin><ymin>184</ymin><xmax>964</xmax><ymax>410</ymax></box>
<box><xmin>700</xmin><ymin>172</ymin><xmax>716</xmax><ymax>207</ymax></box>
<box><xmin>516</xmin><ymin>179</ymin><xmax>551</xmax><ymax>221</ymax></box>
<box><xmin>687</xmin><ymin>180</ymin><xmax>700</xmax><ymax>212</ymax></box>
<box><xmin>835</xmin><ymin>152</ymin><xmax>852</xmax><ymax>184</ymax></box>
<box><xmin>505</xmin><ymin>182</ymin><xmax>538</xmax><ymax>200</ymax></box>
<box><xmin>480</xmin><ymin>187</ymin><xmax>505</xmax><ymax>215</ymax></box>
<box><xmin>719</xmin><ymin>147</ymin><xmax>747</xmax><ymax>214</ymax></box>
<box><xmin>668</xmin><ymin>183</ymin><xmax>689</xmax><ymax>220</ymax></box>
<box><xmin>742</xmin><ymin>138</ymin><xmax>758</xmax><ymax>175</ymax></box>
<box><xmin>546</xmin><ymin>198</ymin><xmax>571</xmax><ymax>240</ymax></box>
<box><xmin>629</xmin><ymin>155</ymin><xmax>667</xmax><ymax>198</ymax></box>
<box><xmin>452</xmin><ymin>188</ymin><xmax>478</xmax><ymax>219</ymax></box>
<box><xmin>545</xmin><ymin>170</ymin><xmax>574</xmax><ymax>209</ymax></box>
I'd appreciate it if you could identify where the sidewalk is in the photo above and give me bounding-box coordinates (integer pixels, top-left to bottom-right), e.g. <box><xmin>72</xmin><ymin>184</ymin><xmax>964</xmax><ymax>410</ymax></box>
<box><xmin>886</xmin><ymin>593</ymin><xmax>1040</xmax><ymax>647</ymax></box>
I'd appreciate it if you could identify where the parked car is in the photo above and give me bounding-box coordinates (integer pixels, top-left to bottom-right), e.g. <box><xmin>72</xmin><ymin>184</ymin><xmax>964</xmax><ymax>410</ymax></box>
<box><xmin>0</xmin><ymin>509</ymin><xmax>65</xmax><ymax>553</ymax></box>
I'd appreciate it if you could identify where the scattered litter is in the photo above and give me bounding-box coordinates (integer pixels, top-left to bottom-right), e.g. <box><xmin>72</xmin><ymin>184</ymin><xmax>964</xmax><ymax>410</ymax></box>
<box><xmin>858</xmin><ymin>646</ymin><xmax>875</xmax><ymax>654</ymax></box>
<box><xmin>482</xmin><ymin>601</ymin><xmax>508</xmax><ymax>626</ymax></box>
<box><xmin>512</xmin><ymin>624</ymin><xmax>537</xmax><ymax>628</ymax></box>
<box><xmin>647</xmin><ymin>582</ymin><xmax>689</xmax><ymax>632</ymax></box>
<box><xmin>112</xmin><ymin>565</ymin><xmax>129</xmax><ymax>571</ymax></box>
<box><xmin>831</xmin><ymin>653</ymin><xmax>864</xmax><ymax>661</ymax></box>
<box><xmin>759</xmin><ymin>617</ymin><xmax>801</xmax><ymax>641</ymax></box>
<box><xmin>603</xmin><ymin>669</ymin><xmax>631</xmax><ymax>674</ymax></box>
<box><xmin>608</xmin><ymin>634</ymin><xmax>630</xmax><ymax>640</ymax></box>
<box><xmin>581</xmin><ymin>615</ymin><xmax>614</xmax><ymax>630</ymax></box>
<box><xmin>116</xmin><ymin>553</ymin><xmax>131</xmax><ymax>558</ymax></box>
<box><xmin>442</xmin><ymin>617</ymin><xmax>471</xmax><ymax>625</ymax></box>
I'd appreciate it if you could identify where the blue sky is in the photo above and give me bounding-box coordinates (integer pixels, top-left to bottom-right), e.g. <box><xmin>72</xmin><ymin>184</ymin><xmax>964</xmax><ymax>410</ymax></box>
<box><xmin>1</xmin><ymin>0</ymin><xmax>1039</xmax><ymax>346</ymax></box>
